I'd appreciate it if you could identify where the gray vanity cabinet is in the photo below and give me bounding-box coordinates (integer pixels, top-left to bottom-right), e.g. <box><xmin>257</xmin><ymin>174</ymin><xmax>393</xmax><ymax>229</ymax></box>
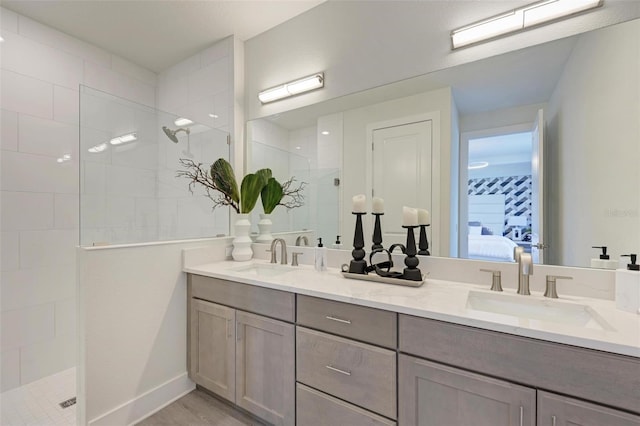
<box><xmin>235</xmin><ymin>310</ymin><xmax>295</xmax><ymax>426</ymax></box>
<box><xmin>189</xmin><ymin>299</ymin><xmax>236</xmax><ymax>402</ymax></box>
<box><xmin>537</xmin><ymin>391</ymin><xmax>640</xmax><ymax>426</ymax></box>
<box><xmin>187</xmin><ymin>274</ymin><xmax>296</xmax><ymax>426</ymax></box>
<box><xmin>398</xmin><ymin>354</ymin><xmax>536</xmax><ymax>426</ymax></box>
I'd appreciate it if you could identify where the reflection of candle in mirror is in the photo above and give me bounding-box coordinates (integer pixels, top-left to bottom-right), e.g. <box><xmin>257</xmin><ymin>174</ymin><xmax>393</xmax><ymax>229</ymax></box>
<box><xmin>352</xmin><ymin>194</ymin><xmax>366</xmax><ymax>213</ymax></box>
<box><xmin>372</xmin><ymin>197</ymin><xmax>384</xmax><ymax>214</ymax></box>
<box><xmin>418</xmin><ymin>209</ymin><xmax>430</xmax><ymax>226</ymax></box>
<box><xmin>402</xmin><ymin>206</ymin><xmax>418</xmax><ymax>227</ymax></box>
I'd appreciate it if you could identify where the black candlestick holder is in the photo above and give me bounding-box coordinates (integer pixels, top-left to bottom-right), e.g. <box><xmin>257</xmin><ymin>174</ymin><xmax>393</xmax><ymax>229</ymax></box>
<box><xmin>418</xmin><ymin>224</ymin><xmax>431</xmax><ymax>256</ymax></box>
<box><xmin>349</xmin><ymin>212</ymin><xmax>367</xmax><ymax>274</ymax></box>
<box><xmin>372</xmin><ymin>213</ymin><xmax>384</xmax><ymax>251</ymax></box>
<box><xmin>402</xmin><ymin>225</ymin><xmax>422</xmax><ymax>281</ymax></box>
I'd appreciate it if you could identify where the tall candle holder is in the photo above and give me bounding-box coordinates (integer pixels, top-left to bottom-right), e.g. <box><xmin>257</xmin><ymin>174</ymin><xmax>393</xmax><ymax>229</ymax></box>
<box><xmin>372</xmin><ymin>213</ymin><xmax>384</xmax><ymax>251</ymax></box>
<box><xmin>402</xmin><ymin>225</ymin><xmax>422</xmax><ymax>281</ymax></box>
<box><xmin>349</xmin><ymin>212</ymin><xmax>367</xmax><ymax>274</ymax></box>
<box><xmin>418</xmin><ymin>224</ymin><xmax>430</xmax><ymax>256</ymax></box>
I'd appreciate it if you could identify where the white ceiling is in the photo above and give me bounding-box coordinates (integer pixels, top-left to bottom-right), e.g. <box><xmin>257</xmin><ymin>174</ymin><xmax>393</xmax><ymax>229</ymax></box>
<box><xmin>1</xmin><ymin>0</ymin><xmax>324</xmax><ymax>73</ymax></box>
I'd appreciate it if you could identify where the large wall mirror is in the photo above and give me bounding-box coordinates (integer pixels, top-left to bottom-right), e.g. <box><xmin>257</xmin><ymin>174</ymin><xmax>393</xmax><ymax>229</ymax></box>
<box><xmin>246</xmin><ymin>18</ymin><xmax>639</xmax><ymax>269</ymax></box>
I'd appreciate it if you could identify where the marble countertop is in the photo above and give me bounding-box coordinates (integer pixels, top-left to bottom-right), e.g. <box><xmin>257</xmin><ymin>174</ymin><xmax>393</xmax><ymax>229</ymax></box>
<box><xmin>184</xmin><ymin>260</ymin><xmax>640</xmax><ymax>358</ymax></box>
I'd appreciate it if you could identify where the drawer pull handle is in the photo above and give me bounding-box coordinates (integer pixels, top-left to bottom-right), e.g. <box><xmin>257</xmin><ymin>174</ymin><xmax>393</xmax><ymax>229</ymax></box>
<box><xmin>551</xmin><ymin>415</ymin><xmax>556</xmax><ymax>426</ymax></box>
<box><xmin>326</xmin><ymin>365</ymin><xmax>351</xmax><ymax>376</ymax></box>
<box><xmin>325</xmin><ymin>315</ymin><xmax>351</xmax><ymax>324</ymax></box>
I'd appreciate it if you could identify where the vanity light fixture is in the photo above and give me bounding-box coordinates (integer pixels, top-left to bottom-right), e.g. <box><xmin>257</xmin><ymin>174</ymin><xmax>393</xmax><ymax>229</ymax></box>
<box><xmin>258</xmin><ymin>73</ymin><xmax>324</xmax><ymax>104</ymax></box>
<box><xmin>109</xmin><ymin>132</ymin><xmax>138</xmax><ymax>145</ymax></box>
<box><xmin>174</xmin><ymin>117</ymin><xmax>193</xmax><ymax>127</ymax></box>
<box><xmin>468</xmin><ymin>161</ymin><xmax>489</xmax><ymax>170</ymax></box>
<box><xmin>451</xmin><ymin>0</ymin><xmax>602</xmax><ymax>49</ymax></box>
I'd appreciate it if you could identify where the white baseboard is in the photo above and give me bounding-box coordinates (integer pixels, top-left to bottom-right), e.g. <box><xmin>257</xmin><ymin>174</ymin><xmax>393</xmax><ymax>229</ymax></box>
<box><xmin>88</xmin><ymin>373</ymin><xmax>195</xmax><ymax>426</ymax></box>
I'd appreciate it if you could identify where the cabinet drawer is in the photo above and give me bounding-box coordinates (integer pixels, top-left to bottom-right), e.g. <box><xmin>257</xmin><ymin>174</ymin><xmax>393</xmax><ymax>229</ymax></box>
<box><xmin>189</xmin><ymin>274</ymin><xmax>295</xmax><ymax>322</ymax></box>
<box><xmin>538</xmin><ymin>391</ymin><xmax>640</xmax><ymax>426</ymax></box>
<box><xmin>399</xmin><ymin>314</ymin><xmax>640</xmax><ymax>414</ymax></box>
<box><xmin>296</xmin><ymin>327</ymin><xmax>396</xmax><ymax>419</ymax></box>
<box><xmin>297</xmin><ymin>295</ymin><xmax>397</xmax><ymax>348</ymax></box>
<box><xmin>297</xmin><ymin>383</ymin><xmax>396</xmax><ymax>426</ymax></box>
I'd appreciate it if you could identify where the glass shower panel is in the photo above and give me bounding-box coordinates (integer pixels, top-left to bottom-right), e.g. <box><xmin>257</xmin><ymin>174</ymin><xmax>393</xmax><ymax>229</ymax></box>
<box><xmin>79</xmin><ymin>86</ymin><xmax>230</xmax><ymax>246</ymax></box>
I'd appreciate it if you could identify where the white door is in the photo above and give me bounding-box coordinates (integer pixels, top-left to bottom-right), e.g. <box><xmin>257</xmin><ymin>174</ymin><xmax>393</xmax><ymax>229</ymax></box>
<box><xmin>372</xmin><ymin>121</ymin><xmax>432</xmax><ymax>248</ymax></box>
<box><xmin>530</xmin><ymin>109</ymin><xmax>545</xmax><ymax>264</ymax></box>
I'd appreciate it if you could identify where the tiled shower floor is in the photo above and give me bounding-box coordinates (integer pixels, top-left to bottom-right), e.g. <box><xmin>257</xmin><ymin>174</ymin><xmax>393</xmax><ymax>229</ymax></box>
<box><xmin>0</xmin><ymin>368</ymin><xmax>76</xmax><ymax>426</ymax></box>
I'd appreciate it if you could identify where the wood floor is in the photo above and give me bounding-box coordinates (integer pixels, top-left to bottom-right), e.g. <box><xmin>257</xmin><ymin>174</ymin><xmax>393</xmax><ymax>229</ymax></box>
<box><xmin>136</xmin><ymin>389</ymin><xmax>267</xmax><ymax>426</ymax></box>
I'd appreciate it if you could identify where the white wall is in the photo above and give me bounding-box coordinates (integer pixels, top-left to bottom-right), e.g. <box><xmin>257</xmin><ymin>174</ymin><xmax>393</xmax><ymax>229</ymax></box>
<box><xmin>342</xmin><ymin>87</ymin><xmax>453</xmax><ymax>256</ymax></box>
<box><xmin>0</xmin><ymin>6</ymin><xmax>156</xmax><ymax>392</ymax></box>
<box><xmin>244</xmin><ymin>1</ymin><xmax>640</xmax><ymax>121</ymax></box>
<box><xmin>78</xmin><ymin>238</ymin><xmax>230</xmax><ymax>426</ymax></box>
<box><xmin>546</xmin><ymin>19</ymin><xmax>640</xmax><ymax>267</ymax></box>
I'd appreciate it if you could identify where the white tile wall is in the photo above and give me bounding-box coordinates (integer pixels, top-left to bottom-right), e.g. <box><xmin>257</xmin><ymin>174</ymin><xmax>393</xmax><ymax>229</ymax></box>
<box><xmin>1</xmin><ymin>109</ymin><xmax>19</xmax><ymax>151</ymax></box>
<box><xmin>1</xmin><ymin>6</ymin><xmax>162</xmax><ymax>392</ymax></box>
<box><xmin>1</xmin><ymin>304</ymin><xmax>55</xmax><ymax>350</ymax></box>
<box><xmin>1</xmin><ymin>70</ymin><xmax>54</xmax><ymax>119</ymax></box>
<box><xmin>1</xmin><ymin>191</ymin><xmax>54</xmax><ymax>231</ymax></box>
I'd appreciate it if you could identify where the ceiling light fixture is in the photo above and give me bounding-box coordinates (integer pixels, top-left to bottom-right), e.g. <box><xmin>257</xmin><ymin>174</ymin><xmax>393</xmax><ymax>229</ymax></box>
<box><xmin>109</xmin><ymin>132</ymin><xmax>138</xmax><ymax>145</ymax></box>
<box><xmin>88</xmin><ymin>143</ymin><xmax>108</xmax><ymax>153</ymax></box>
<box><xmin>174</xmin><ymin>117</ymin><xmax>193</xmax><ymax>127</ymax></box>
<box><xmin>451</xmin><ymin>0</ymin><xmax>602</xmax><ymax>49</ymax></box>
<box><xmin>258</xmin><ymin>73</ymin><xmax>324</xmax><ymax>104</ymax></box>
<box><xmin>208</xmin><ymin>113</ymin><xmax>219</xmax><ymax>119</ymax></box>
<box><xmin>468</xmin><ymin>161</ymin><xmax>490</xmax><ymax>170</ymax></box>
<box><xmin>321</xmin><ymin>131</ymin><xmax>330</xmax><ymax>135</ymax></box>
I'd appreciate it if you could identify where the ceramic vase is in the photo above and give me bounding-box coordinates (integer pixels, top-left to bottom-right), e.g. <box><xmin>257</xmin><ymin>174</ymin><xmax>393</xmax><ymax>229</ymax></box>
<box><xmin>232</xmin><ymin>214</ymin><xmax>253</xmax><ymax>261</ymax></box>
<box><xmin>256</xmin><ymin>213</ymin><xmax>274</xmax><ymax>244</ymax></box>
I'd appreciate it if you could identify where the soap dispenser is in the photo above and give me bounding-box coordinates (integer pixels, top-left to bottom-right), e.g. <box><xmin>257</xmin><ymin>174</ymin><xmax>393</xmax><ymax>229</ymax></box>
<box><xmin>591</xmin><ymin>246</ymin><xmax>618</xmax><ymax>269</ymax></box>
<box><xmin>332</xmin><ymin>235</ymin><xmax>343</xmax><ymax>250</ymax></box>
<box><xmin>315</xmin><ymin>238</ymin><xmax>328</xmax><ymax>271</ymax></box>
<box><xmin>615</xmin><ymin>253</ymin><xmax>640</xmax><ymax>314</ymax></box>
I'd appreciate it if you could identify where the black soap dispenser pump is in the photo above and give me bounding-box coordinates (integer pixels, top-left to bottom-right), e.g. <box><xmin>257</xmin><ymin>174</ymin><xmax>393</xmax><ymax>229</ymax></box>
<box><xmin>332</xmin><ymin>235</ymin><xmax>343</xmax><ymax>250</ymax></box>
<box><xmin>591</xmin><ymin>246</ymin><xmax>617</xmax><ymax>269</ymax></box>
<box><xmin>621</xmin><ymin>254</ymin><xmax>639</xmax><ymax>271</ymax></box>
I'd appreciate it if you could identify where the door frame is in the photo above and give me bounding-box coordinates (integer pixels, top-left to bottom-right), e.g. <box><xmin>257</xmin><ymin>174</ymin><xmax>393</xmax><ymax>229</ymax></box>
<box><xmin>366</xmin><ymin>112</ymin><xmax>441</xmax><ymax>256</ymax></box>
<box><xmin>459</xmin><ymin>123</ymin><xmax>532</xmax><ymax>258</ymax></box>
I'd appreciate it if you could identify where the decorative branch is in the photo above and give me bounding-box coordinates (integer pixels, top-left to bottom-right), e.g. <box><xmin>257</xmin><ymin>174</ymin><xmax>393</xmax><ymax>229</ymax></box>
<box><xmin>279</xmin><ymin>177</ymin><xmax>307</xmax><ymax>210</ymax></box>
<box><xmin>176</xmin><ymin>158</ymin><xmax>240</xmax><ymax>213</ymax></box>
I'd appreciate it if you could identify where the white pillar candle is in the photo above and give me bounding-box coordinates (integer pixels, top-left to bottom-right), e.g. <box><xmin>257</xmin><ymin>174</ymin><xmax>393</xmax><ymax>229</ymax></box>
<box><xmin>418</xmin><ymin>209</ymin><xmax>430</xmax><ymax>226</ymax></box>
<box><xmin>372</xmin><ymin>197</ymin><xmax>384</xmax><ymax>214</ymax></box>
<box><xmin>352</xmin><ymin>194</ymin><xmax>366</xmax><ymax>213</ymax></box>
<box><xmin>402</xmin><ymin>206</ymin><xmax>418</xmax><ymax>227</ymax></box>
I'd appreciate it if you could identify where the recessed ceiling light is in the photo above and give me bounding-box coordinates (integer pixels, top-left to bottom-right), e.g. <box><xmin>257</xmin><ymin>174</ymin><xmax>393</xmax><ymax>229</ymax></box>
<box><xmin>88</xmin><ymin>143</ymin><xmax>108</xmax><ymax>153</ymax></box>
<box><xmin>110</xmin><ymin>132</ymin><xmax>138</xmax><ymax>145</ymax></box>
<box><xmin>321</xmin><ymin>131</ymin><xmax>330</xmax><ymax>135</ymax></box>
<box><xmin>0</xmin><ymin>36</ymin><xmax>4</xmax><ymax>42</ymax></box>
<box><xmin>208</xmin><ymin>113</ymin><xmax>219</xmax><ymax>119</ymax></box>
<box><xmin>295</xmin><ymin>146</ymin><xmax>301</xmax><ymax>150</ymax></box>
<box><xmin>174</xmin><ymin>117</ymin><xmax>193</xmax><ymax>126</ymax></box>
<box><xmin>468</xmin><ymin>161</ymin><xmax>489</xmax><ymax>169</ymax></box>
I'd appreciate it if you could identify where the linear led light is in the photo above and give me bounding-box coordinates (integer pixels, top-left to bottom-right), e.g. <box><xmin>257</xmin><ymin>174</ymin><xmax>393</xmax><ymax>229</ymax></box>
<box><xmin>109</xmin><ymin>132</ymin><xmax>137</xmax><ymax>145</ymax></box>
<box><xmin>451</xmin><ymin>0</ymin><xmax>602</xmax><ymax>49</ymax></box>
<box><xmin>88</xmin><ymin>143</ymin><xmax>108</xmax><ymax>153</ymax></box>
<box><xmin>258</xmin><ymin>73</ymin><xmax>324</xmax><ymax>104</ymax></box>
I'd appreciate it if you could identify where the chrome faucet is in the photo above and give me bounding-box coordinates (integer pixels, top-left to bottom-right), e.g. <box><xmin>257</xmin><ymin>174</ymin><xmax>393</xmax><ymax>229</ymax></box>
<box><xmin>269</xmin><ymin>238</ymin><xmax>288</xmax><ymax>265</ymax></box>
<box><xmin>516</xmin><ymin>250</ymin><xmax>533</xmax><ymax>295</ymax></box>
<box><xmin>295</xmin><ymin>235</ymin><xmax>309</xmax><ymax>246</ymax></box>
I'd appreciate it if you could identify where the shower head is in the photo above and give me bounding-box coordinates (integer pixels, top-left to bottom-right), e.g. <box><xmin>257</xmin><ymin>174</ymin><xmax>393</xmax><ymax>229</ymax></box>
<box><xmin>162</xmin><ymin>126</ymin><xmax>190</xmax><ymax>143</ymax></box>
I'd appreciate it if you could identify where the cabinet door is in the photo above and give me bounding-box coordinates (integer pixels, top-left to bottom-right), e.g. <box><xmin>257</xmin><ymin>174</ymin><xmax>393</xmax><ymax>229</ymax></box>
<box><xmin>538</xmin><ymin>391</ymin><xmax>640</xmax><ymax>426</ymax></box>
<box><xmin>235</xmin><ymin>311</ymin><xmax>295</xmax><ymax>426</ymax></box>
<box><xmin>399</xmin><ymin>354</ymin><xmax>535</xmax><ymax>426</ymax></box>
<box><xmin>189</xmin><ymin>299</ymin><xmax>236</xmax><ymax>402</ymax></box>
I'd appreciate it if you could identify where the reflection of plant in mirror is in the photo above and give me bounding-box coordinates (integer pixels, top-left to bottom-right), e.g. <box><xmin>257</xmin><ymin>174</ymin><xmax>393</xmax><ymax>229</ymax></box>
<box><xmin>177</xmin><ymin>158</ymin><xmax>306</xmax><ymax>214</ymax></box>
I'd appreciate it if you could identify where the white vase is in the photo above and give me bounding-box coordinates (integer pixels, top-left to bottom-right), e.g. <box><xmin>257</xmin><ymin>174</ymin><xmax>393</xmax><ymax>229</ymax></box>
<box><xmin>256</xmin><ymin>213</ymin><xmax>274</xmax><ymax>244</ymax></box>
<box><xmin>232</xmin><ymin>214</ymin><xmax>253</xmax><ymax>261</ymax></box>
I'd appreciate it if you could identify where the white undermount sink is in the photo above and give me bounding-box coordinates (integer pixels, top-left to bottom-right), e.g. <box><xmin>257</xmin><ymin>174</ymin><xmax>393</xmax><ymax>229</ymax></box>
<box><xmin>466</xmin><ymin>291</ymin><xmax>614</xmax><ymax>331</ymax></box>
<box><xmin>227</xmin><ymin>262</ymin><xmax>295</xmax><ymax>278</ymax></box>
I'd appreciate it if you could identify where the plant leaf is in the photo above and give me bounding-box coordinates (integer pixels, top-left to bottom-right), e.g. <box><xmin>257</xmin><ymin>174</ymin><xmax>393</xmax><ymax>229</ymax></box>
<box><xmin>240</xmin><ymin>173</ymin><xmax>265</xmax><ymax>213</ymax></box>
<box><xmin>261</xmin><ymin>178</ymin><xmax>284</xmax><ymax>214</ymax></box>
<box><xmin>254</xmin><ymin>168</ymin><xmax>272</xmax><ymax>187</ymax></box>
<box><xmin>210</xmin><ymin>158</ymin><xmax>239</xmax><ymax>203</ymax></box>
